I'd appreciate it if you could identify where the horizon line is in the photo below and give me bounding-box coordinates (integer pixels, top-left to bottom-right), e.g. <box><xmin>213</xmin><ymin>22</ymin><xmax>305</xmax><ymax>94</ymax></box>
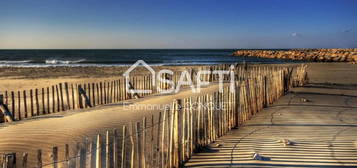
<box><xmin>0</xmin><ymin>48</ymin><xmax>356</xmax><ymax>50</ymax></box>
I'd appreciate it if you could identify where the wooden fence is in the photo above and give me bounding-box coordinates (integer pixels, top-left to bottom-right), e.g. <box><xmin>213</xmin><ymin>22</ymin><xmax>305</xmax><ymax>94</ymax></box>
<box><xmin>0</xmin><ymin>64</ymin><xmax>308</xmax><ymax>168</ymax></box>
<box><xmin>0</xmin><ymin>64</ymin><xmax>239</xmax><ymax>123</ymax></box>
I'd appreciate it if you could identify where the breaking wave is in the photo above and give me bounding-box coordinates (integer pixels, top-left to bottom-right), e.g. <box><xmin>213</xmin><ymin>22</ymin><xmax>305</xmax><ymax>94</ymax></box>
<box><xmin>0</xmin><ymin>60</ymin><xmax>33</xmax><ymax>64</ymax></box>
<box><xmin>45</xmin><ymin>59</ymin><xmax>87</xmax><ymax>64</ymax></box>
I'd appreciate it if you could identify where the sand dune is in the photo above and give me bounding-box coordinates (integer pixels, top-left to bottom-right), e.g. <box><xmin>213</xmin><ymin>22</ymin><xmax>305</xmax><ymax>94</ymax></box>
<box><xmin>0</xmin><ymin>83</ymin><xmax>222</xmax><ymax>166</ymax></box>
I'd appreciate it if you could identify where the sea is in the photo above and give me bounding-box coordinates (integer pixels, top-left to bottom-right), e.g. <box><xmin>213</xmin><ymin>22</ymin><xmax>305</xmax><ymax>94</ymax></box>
<box><xmin>0</xmin><ymin>49</ymin><xmax>297</xmax><ymax>67</ymax></box>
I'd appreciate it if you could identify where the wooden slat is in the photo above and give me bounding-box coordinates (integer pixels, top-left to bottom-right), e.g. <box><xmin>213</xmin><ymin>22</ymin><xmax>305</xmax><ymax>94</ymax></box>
<box><xmin>92</xmin><ymin>83</ymin><xmax>96</xmax><ymax>106</ymax></box>
<box><xmin>11</xmin><ymin>91</ymin><xmax>15</xmax><ymax>119</ymax></box>
<box><xmin>52</xmin><ymin>146</ymin><xmax>58</xmax><ymax>168</ymax></box>
<box><xmin>113</xmin><ymin>129</ymin><xmax>118</xmax><ymax>168</ymax></box>
<box><xmin>23</xmin><ymin>90</ymin><xmax>28</xmax><ymax>118</ymax></box>
<box><xmin>37</xmin><ymin>149</ymin><xmax>42</xmax><ymax>168</ymax></box>
<box><xmin>106</xmin><ymin>131</ymin><xmax>110</xmax><ymax>168</ymax></box>
<box><xmin>121</xmin><ymin>125</ymin><xmax>127</xmax><ymax>168</ymax></box>
<box><xmin>64</xmin><ymin>144</ymin><xmax>70</xmax><ymax>168</ymax></box>
<box><xmin>65</xmin><ymin>83</ymin><xmax>70</xmax><ymax>110</ymax></box>
<box><xmin>45</xmin><ymin>87</ymin><xmax>50</xmax><ymax>114</ymax></box>
<box><xmin>42</xmin><ymin>88</ymin><xmax>45</xmax><ymax>114</ymax></box>
<box><xmin>56</xmin><ymin>85</ymin><xmax>60</xmax><ymax>112</ymax></box>
<box><xmin>30</xmin><ymin>89</ymin><xmax>34</xmax><ymax>116</ymax></box>
<box><xmin>96</xmin><ymin>134</ymin><xmax>102</xmax><ymax>168</ymax></box>
<box><xmin>71</xmin><ymin>84</ymin><xmax>75</xmax><ymax>110</ymax></box>
<box><xmin>156</xmin><ymin>112</ymin><xmax>161</xmax><ymax>167</ymax></box>
<box><xmin>52</xmin><ymin>86</ymin><xmax>55</xmax><ymax>113</ymax></box>
<box><xmin>59</xmin><ymin>83</ymin><xmax>64</xmax><ymax>111</ymax></box>
<box><xmin>129</xmin><ymin>123</ymin><xmax>135</xmax><ymax>168</ymax></box>
<box><xmin>17</xmin><ymin>91</ymin><xmax>21</xmax><ymax>120</ymax></box>
<box><xmin>35</xmin><ymin>89</ymin><xmax>40</xmax><ymax>115</ymax></box>
<box><xmin>22</xmin><ymin>153</ymin><xmax>28</xmax><ymax>168</ymax></box>
<box><xmin>135</xmin><ymin>122</ymin><xmax>141</xmax><ymax>168</ymax></box>
<box><xmin>141</xmin><ymin>117</ymin><xmax>146</xmax><ymax>168</ymax></box>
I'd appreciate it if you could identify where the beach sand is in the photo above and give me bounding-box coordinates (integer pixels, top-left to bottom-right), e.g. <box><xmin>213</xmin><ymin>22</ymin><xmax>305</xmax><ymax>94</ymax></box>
<box><xmin>1</xmin><ymin>62</ymin><xmax>357</xmax><ymax>167</ymax></box>
<box><xmin>0</xmin><ymin>82</ymin><xmax>225</xmax><ymax>166</ymax></box>
<box><xmin>0</xmin><ymin>65</ymin><xmax>205</xmax><ymax>91</ymax></box>
<box><xmin>185</xmin><ymin>62</ymin><xmax>357</xmax><ymax>167</ymax></box>
<box><xmin>0</xmin><ymin>64</ymin><xmax>237</xmax><ymax>166</ymax></box>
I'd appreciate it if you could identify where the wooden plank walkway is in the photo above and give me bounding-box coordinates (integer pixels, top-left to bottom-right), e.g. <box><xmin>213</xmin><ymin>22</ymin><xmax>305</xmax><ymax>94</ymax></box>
<box><xmin>185</xmin><ymin>83</ymin><xmax>357</xmax><ymax>167</ymax></box>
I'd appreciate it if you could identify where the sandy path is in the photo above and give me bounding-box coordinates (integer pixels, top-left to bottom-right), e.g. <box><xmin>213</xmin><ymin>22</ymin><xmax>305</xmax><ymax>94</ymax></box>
<box><xmin>185</xmin><ymin>63</ymin><xmax>357</xmax><ymax>167</ymax></box>
<box><xmin>0</xmin><ymin>83</ymin><xmax>221</xmax><ymax>166</ymax></box>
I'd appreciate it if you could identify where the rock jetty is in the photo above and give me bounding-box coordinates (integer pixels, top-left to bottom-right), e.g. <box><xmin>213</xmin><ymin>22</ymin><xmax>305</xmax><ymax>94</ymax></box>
<box><xmin>233</xmin><ymin>49</ymin><xmax>357</xmax><ymax>62</ymax></box>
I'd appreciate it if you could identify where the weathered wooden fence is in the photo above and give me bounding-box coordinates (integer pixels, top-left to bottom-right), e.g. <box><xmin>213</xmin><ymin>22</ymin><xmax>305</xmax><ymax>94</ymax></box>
<box><xmin>0</xmin><ymin>64</ymin><xmax>308</xmax><ymax>168</ymax></box>
<box><xmin>0</xmin><ymin>64</ymin><xmax>238</xmax><ymax>123</ymax></box>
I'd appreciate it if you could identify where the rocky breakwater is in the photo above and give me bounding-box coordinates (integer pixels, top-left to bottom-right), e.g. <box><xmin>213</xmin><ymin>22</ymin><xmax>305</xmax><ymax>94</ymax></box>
<box><xmin>233</xmin><ymin>49</ymin><xmax>357</xmax><ymax>62</ymax></box>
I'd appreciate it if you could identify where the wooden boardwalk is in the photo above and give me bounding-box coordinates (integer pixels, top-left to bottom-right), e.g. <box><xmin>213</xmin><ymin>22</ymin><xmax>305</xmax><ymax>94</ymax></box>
<box><xmin>185</xmin><ymin>83</ymin><xmax>357</xmax><ymax>167</ymax></box>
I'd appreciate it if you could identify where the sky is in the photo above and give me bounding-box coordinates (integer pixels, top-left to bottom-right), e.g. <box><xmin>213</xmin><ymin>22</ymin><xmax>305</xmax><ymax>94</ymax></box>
<box><xmin>0</xmin><ymin>0</ymin><xmax>356</xmax><ymax>49</ymax></box>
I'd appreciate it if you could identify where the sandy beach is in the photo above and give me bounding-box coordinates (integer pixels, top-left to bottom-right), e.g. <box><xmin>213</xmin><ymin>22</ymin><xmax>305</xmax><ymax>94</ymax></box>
<box><xmin>0</xmin><ymin>82</ymin><xmax>226</xmax><ymax>166</ymax></box>
<box><xmin>0</xmin><ymin>62</ymin><xmax>356</xmax><ymax>167</ymax></box>
<box><xmin>184</xmin><ymin>62</ymin><xmax>357</xmax><ymax>167</ymax></box>
<box><xmin>2</xmin><ymin>0</ymin><xmax>355</xmax><ymax>167</ymax></box>
<box><xmin>0</xmin><ymin>65</ymin><xmax>208</xmax><ymax>91</ymax></box>
<box><xmin>0</xmin><ymin>64</ymin><xmax>234</xmax><ymax>166</ymax></box>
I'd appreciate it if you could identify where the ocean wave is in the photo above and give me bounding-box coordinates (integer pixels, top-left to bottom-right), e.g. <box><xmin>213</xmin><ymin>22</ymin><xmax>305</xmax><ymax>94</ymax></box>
<box><xmin>0</xmin><ymin>60</ymin><xmax>33</xmax><ymax>64</ymax></box>
<box><xmin>45</xmin><ymin>59</ymin><xmax>86</xmax><ymax>64</ymax></box>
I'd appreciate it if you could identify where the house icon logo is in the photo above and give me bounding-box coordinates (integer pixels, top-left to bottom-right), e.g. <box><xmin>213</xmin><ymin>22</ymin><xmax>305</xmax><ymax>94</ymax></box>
<box><xmin>123</xmin><ymin>60</ymin><xmax>156</xmax><ymax>94</ymax></box>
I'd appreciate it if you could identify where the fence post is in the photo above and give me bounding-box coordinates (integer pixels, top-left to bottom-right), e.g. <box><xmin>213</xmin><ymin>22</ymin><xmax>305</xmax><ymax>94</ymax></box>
<box><xmin>30</xmin><ymin>89</ymin><xmax>34</xmax><ymax>116</ymax></box>
<box><xmin>161</xmin><ymin>108</ymin><xmax>168</xmax><ymax>168</ymax></box>
<box><xmin>121</xmin><ymin>125</ymin><xmax>127</xmax><ymax>168</ymax></box>
<box><xmin>65</xmin><ymin>83</ymin><xmax>70</xmax><ymax>110</ymax></box>
<box><xmin>156</xmin><ymin>112</ymin><xmax>161</xmax><ymax>167</ymax></box>
<box><xmin>2</xmin><ymin>153</ymin><xmax>16</xmax><ymax>168</ymax></box>
<box><xmin>174</xmin><ymin>99</ymin><xmax>182</xmax><ymax>167</ymax></box>
<box><xmin>51</xmin><ymin>86</ymin><xmax>55</xmax><ymax>113</ymax></box>
<box><xmin>135</xmin><ymin>122</ymin><xmax>142</xmax><ymax>168</ymax></box>
<box><xmin>37</xmin><ymin>149</ymin><xmax>42</xmax><ymax>168</ymax></box>
<box><xmin>35</xmin><ymin>89</ymin><xmax>40</xmax><ymax>115</ymax></box>
<box><xmin>55</xmin><ymin>85</ymin><xmax>60</xmax><ymax>112</ymax></box>
<box><xmin>106</xmin><ymin>131</ymin><xmax>110</xmax><ymax>168</ymax></box>
<box><xmin>141</xmin><ymin>117</ymin><xmax>146</xmax><ymax>168</ymax></box>
<box><xmin>113</xmin><ymin>129</ymin><xmax>118</xmax><ymax>168</ymax></box>
<box><xmin>59</xmin><ymin>83</ymin><xmax>64</xmax><ymax>111</ymax></box>
<box><xmin>71</xmin><ymin>84</ymin><xmax>75</xmax><ymax>109</ymax></box>
<box><xmin>22</xmin><ymin>153</ymin><xmax>28</xmax><ymax>168</ymax></box>
<box><xmin>41</xmin><ymin>88</ymin><xmax>45</xmax><ymax>114</ymax></box>
<box><xmin>129</xmin><ymin>123</ymin><xmax>135</xmax><ymax>168</ymax></box>
<box><xmin>96</xmin><ymin>134</ymin><xmax>102</xmax><ymax>168</ymax></box>
<box><xmin>46</xmin><ymin>87</ymin><xmax>50</xmax><ymax>114</ymax></box>
<box><xmin>11</xmin><ymin>91</ymin><xmax>15</xmax><ymax>119</ymax></box>
<box><xmin>52</xmin><ymin>146</ymin><xmax>58</xmax><ymax>168</ymax></box>
<box><xmin>264</xmin><ymin>76</ymin><xmax>268</xmax><ymax>108</ymax></box>
<box><xmin>64</xmin><ymin>144</ymin><xmax>69</xmax><ymax>168</ymax></box>
<box><xmin>150</xmin><ymin>114</ymin><xmax>154</xmax><ymax>167</ymax></box>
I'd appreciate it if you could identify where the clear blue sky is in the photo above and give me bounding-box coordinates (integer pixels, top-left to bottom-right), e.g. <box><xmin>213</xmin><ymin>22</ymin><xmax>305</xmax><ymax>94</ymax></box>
<box><xmin>0</xmin><ymin>0</ymin><xmax>356</xmax><ymax>49</ymax></box>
